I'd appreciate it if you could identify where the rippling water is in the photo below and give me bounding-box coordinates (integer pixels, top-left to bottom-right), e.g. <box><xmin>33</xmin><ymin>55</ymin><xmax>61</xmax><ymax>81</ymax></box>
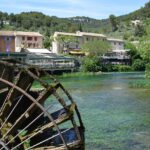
<box><xmin>58</xmin><ymin>72</ymin><xmax>150</xmax><ymax>150</ymax></box>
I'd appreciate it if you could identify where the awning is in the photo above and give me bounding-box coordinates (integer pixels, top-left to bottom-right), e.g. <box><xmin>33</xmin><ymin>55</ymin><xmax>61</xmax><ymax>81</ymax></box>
<box><xmin>69</xmin><ymin>51</ymin><xmax>85</xmax><ymax>55</ymax></box>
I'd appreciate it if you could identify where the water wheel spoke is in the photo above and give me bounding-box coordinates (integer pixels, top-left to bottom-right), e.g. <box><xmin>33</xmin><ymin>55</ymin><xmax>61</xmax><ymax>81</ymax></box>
<box><xmin>0</xmin><ymin>70</ymin><xmax>34</xmax><ymax>119</ymax></box>
<box><xmin>1</xmin><ymin>83</ymin><xmax>60</xmax><ymax>139</ymax></box>
<box><xmin>0</xmin><ymin>59</ymin><xmax>84</xmax><ymax>150</ymax></box>
<box><xmin>23</xmin><ymin>105</ymin><xmax>74</xmax><ymax>140</ymax></box>
<box><xmin>0</xmin><ymin>84</ymin><xmax>31</xmax><ymax>131</ymax></box>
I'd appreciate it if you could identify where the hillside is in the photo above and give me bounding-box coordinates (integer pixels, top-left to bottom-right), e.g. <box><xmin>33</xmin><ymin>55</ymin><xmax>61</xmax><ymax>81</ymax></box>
<box><xmin>0</xmin><ymin>1</ymin><xmax>149</xmax><ymax>40</ymax></box>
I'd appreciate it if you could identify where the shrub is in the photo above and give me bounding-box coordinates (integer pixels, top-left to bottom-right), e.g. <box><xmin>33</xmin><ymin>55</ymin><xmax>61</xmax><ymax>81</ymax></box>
<box><xmin>145</xmin><ymin>63</ymin><xmax>150</xmax><ymax>78</ymax></box>
<box><xmin>117</xmin><ymin>65</ymin><xmax>132</xmax><ymax>72</ymax></box>
<box><xmin>102</xmin><ymin>64</ymin><xmax>113</xmax><ymax>72</ymax></box>
<box><xmin>81</xmin><ymin>57</ymin><xmax>101</xmax><ymax>72</ymax></box>
<box><xmin>132</xmin><ymin>59</ymin><xmax>145</xmax><ymax>71</ymax></box>
<box><xmin>101</xmin><ymin>64</ymin><xmax>132</xmax><ymax>72</ymax></box>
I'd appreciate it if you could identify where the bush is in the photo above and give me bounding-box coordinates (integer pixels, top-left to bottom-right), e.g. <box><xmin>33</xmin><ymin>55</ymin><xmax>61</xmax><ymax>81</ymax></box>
<box><xmin>132</xmin><ymin>59</ymin><xmax>145</xmax><ymax>71</ymax></box>
<box><xmin>145</xmin><ymin>63</ymin><xmax>150</xmax><ymax>78</ymax></box>
<box><xmin>102</xmin><ymin>64</ymin><xmax>113</xmax><ymax>72</ymax></box>
<box><xmin>129</xmin><ymin>79</ymin><xmax>150</xmax><ymax>88</ymax></box>
<box><xmin>101</xmin><ymin>64</ymin><xmax>132</xmax><ymax>72</ymax></box>
<box><xmin>116</xmin><ymin>65</ymin><xmax>132</xmax><ymax>72</ymax></box>
<box><xmin>81</xmin><ymin>57</ymin><xmax>101</xmax><ymax>72</ymax></box>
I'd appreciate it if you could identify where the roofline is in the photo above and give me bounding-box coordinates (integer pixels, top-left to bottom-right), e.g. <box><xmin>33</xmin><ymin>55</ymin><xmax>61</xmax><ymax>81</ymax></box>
<box><xmin>107</xmin><ymin>38</ymin><xmax>124</xmax><ymax>42</ymax></box>
<box><xmin>54</xmin><ymin>31</ymin><xmax>106</xmax><ymax>38</ymax></box>
<box><xmin>0</xmin><ymin>31</ymin><xmax>43</xmax><ymax>37</ymax></box>
<box><xmin>54</xmin><ymin>32</ymin><xmax>81</xmax><ymax>37</ymax></box>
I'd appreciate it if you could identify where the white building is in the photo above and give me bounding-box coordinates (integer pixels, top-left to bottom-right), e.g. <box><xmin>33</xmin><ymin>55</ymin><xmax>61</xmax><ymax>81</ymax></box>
<box><xmin>52</xmin><ymin>31</ymin><xmax>124</xmax><ymax>54</ymax></box>
<box><xmin>52</xmin><ymin>31</ymin><xmax>107</xmax><ymax>54</ymax></box>
<box><xmin>107</xmin><ymin>38</ymin><xmax>124</xmax><ymax>50</ymax></box>
<box><xmin>131</xmin><ymin>20</ymin><xmax>141</xmax><ymax>26</ymax></box>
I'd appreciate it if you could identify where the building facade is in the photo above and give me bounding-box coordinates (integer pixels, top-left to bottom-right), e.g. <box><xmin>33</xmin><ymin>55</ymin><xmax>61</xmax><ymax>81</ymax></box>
<box><xmin>52</xmin><ymin>31</ymin><xmax>124</xmax><ymax>54</ymax></box>
<box><xmin>102</xmin><ymin>49</ymin><xmax>130</xmax><ymax>65</ymax></box>
<box><xmin>107</xmin><ymin>38</ymin><xmax>124</xmax><ymax>50</ymax></box>
<box><xmin>52</xmin><ymin>31</ymin><xmax>107</xmax><ymax>54</ymax></box>
<box><xmin>0</xmin><ymin>31</ymin><xmax>15</xmax><ymax>52</ymax></box>
<box><xmin>0</xmin><ymin>31</ymin><xmax>43</xmax><ymax>52</ymax></box>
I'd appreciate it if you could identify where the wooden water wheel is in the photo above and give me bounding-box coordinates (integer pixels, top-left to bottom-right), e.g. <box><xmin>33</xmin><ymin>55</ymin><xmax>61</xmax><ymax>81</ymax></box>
<box><xmin>0</xmin><ymin>59</ymin><xmax>84</xmax><ymax>150</ymax></box>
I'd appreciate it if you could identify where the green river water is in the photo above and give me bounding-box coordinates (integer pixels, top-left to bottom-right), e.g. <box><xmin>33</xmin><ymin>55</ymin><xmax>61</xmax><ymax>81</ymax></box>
<box><xmin>35</xmin><ymin>72</ymin><xmax>150</xmax><ymax>150</ymax></box>
<box><xmin>57</xmin><ymin>72</ymin><xmax>150</xmax><ymax>150</ymax></box>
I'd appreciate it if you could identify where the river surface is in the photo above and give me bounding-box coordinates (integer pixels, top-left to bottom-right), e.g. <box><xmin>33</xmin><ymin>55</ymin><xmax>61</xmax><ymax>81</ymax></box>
<box><xmin>57</xmin><ymin>72</ymin><xmax>150</xmax><ymax>150</ymax></box>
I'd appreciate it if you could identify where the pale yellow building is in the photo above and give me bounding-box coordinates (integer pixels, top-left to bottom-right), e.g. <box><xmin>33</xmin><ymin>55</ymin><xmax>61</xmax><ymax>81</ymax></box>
<box><xmin>52</xmin><ymin>31</ymin><xmax>124</xmax><ymax>54</ymax></box>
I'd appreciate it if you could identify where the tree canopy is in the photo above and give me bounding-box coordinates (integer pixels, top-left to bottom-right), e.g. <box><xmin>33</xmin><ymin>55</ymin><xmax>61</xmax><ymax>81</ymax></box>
<box><xmin>109</xmin><ymin>15</ymin><xmax>119</xmax><ymax>32</ymax></box>
<box><xmin>139</xmin><ymin>42</ymin><xmax>150</xmax><ymax>78</ymax></box>
<box><xmin>81</xmin><ymin>40</ymin><xmax>111</xmax><ymax>56</ymax></box>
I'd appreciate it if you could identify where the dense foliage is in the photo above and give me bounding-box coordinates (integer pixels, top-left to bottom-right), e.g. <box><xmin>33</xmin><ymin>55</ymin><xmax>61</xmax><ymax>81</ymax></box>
<box><xmin>139</xmin><ymin>42</ymin><xmax>150</xmax><ymax>78</ymax></box>
<box><xmin>0</xmin><ymin>1</ymin><xmax>149</xmax><ymax>38</ymax></box>
<box><xmin>0</xmin><ymin>11</ymin><xmax>81</xmax><ymax>35</ymax></box>
<box><xmin>125</xmin><ymin>42</ymin><xmax>141</xmax><ymax>63</ymax></box>
<box><xmin>81</xmin><ymin>40</ymin><xmax>111</xmax><ymax>56</ymax></box>
<box><xmin>81</xmin><ymin>56</ymin><xmax>102</xmax><ymax>72</ymax></box>
<box><xmin>102</xmin><ymin>64</ymin><xmax>132</xmax><ymax>72</ymax></box>
<box><xmin>81</xmin><ymin>40</ymin><xmax>111</xmax><ymax>72</ymax></box>
<box><xmin>132</xmin><ymin>59</ymin><xmax>145</xmax><ymax>71</ymax></box>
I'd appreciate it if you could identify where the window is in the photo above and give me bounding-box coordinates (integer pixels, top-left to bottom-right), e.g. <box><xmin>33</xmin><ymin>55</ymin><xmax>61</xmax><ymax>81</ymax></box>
<box><xmin>5</xmin><ymin>37</ymin><xmax>11</xmax><ymax>41</ymax></box>
<box><xmin>34</xmin><ymin>37</ymin><xmax>37</xmax><ymax>41</ymax></box>
<box><xmin>27</xmin><ymin>37</ymin><xmax>32</xmax><ymax>41</ymax></box>
<box><xmin>22</xmin><ymin>36</ymin><xmax>25</xmax><ymax>41</ymax></box>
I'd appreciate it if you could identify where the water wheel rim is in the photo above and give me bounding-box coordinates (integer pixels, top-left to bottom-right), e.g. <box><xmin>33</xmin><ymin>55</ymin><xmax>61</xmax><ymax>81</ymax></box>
<box><xmin>0</xmin><ymin>77</ymin><xmax>68</xmax><ymax>150</ymax></box>
<box><xmin>0</xmin><ymin>60</ymin><xmax>84</xmax><ymax>150</ymax></box>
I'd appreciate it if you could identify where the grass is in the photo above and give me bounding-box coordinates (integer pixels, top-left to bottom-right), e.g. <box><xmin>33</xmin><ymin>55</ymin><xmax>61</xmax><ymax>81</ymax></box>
<box><xmin>129</xmin><ymin>79</ymin><xmax>150</xmax><ymax>88</ymax></box>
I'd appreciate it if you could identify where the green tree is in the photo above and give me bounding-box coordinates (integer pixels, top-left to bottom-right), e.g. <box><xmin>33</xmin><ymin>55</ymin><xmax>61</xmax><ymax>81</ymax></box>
<box><xmin>125</xmin><ymin>42</ymin><xmax>141</xmax><ymax>64</ymax></box>
<box><xmin>134</xmin><ymin>24</ymin><xmax>147</xmax><ymax>37</ymax></box>
<box><xmin>78</xmin><ymin>23</ymin><xmax>83</xmax><ymax>32</ymax></box>
<box><xmin>81</xmin><ymin>40</ymin><xmax>111</xmax><ymax>72</ymax></box>
<box><xmin>81</xmin><ymin>56</ymin><xmax>101</xmax><ymax>72</ymax></box>
<box><xmin>132</xmin><ymin>59</ymin><xmax>145</xmax><ymax>71</ymax></box>
<box><xmin>0</xmin><ymin>18</ymin><xmax>4</xmax><ymax>28</ymax></box>
<box><xmin>9</xmin><ymin>13</ymin><xmax>16</xmax><ymax>25</ymax></box>
<box><xmin>109</xmin><ymin>15</ymin><xmax>118</xmax><ymax>32</ymax></box>
<box><xmin>81</xmin><ymin>40</ymin><xmax>111</xmax><ymax>56</ymax></box>
<box><xmin>139</xmin><ymin>42</ymin><xmax>150</xmax><ymax>78</ymax></box>
<box><xmin>22</xmin><ymin>19</ymin><xmax>31</xmax><ymax>29</ymax></box>
<box><xmin>43</xmin><ymin>36</ymin><xmax>53</xmax><ymax>49</ymax></box>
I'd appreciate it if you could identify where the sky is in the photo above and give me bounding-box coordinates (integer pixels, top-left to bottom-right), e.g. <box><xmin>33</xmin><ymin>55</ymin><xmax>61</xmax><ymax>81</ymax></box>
<box><xmin>0</xmin><ymin>0</ymin><xmax>149</xmax><ymax>19</ymax></box>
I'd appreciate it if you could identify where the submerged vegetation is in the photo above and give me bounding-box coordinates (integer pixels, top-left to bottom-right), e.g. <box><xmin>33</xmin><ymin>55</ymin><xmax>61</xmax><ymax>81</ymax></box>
<box><xmin>129</xmin><ymin>79</ymin><xmax>150</xmax><ymax>88</ymax></box>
